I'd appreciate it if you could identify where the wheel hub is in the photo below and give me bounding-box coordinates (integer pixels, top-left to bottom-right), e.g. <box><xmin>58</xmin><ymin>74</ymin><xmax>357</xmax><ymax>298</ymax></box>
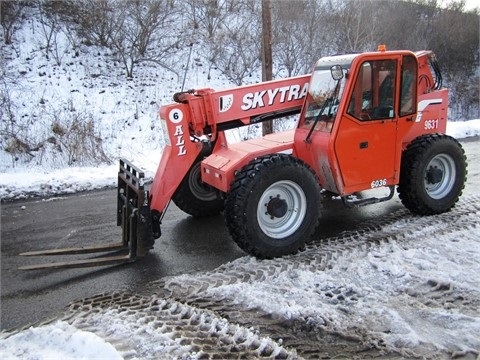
<box><xmin>423</xmin><ymin>153</ymin><xmax>457</xmax><ymax>200</ymax></box>
<box><xmin>426</xmin><ymin>166</ymin><xmax>443</xmax><ymax>185</ymax></box>
<box><xmin>266</xmin><ymin>196</ymin><xmax>288</xmax><ymax>219</ymax></box>
<box><xmin>256</xmin><ymin>180</ymin><xmax>307</xmax><ymax>239</ymax></box>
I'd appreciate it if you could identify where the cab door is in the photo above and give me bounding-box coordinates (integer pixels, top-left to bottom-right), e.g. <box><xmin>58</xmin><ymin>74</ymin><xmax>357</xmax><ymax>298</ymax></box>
<box><xmin>333</xmin><ymin>57</ymin><xmax>400</xmax><ymax>194</ymax></box>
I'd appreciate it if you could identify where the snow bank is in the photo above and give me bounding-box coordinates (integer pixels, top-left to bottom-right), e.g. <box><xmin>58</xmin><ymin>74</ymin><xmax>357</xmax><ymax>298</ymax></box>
<box><xmin>447</xmin><ymin>118</ymin><xmax>480</xmax><ymax>139</ymax></box>
<box><xmin>0</xmin><ymin>321</ymin><xmax>122</xmax><ymax>360</ymax></box>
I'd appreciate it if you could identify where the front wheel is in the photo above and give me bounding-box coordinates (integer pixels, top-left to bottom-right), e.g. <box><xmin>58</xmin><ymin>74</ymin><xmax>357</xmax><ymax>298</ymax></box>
<box><xmin>225</xmin><ymin>154</ymin><xmax>322</xmax><ymax>258</ymax></box>
<box><xmin>398</xmin><ymin>134</ymin><xmax>467</xmax><ymax>215</ymax></box>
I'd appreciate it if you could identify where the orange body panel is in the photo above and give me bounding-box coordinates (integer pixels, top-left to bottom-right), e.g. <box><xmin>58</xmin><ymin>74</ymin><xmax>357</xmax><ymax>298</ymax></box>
<box><xmin>401</xmin><ymin>89</ymin><xmax>448</xmax><ymax>148</ymax></box>
<box><xmin>201</xmin><ymin>130</ymin><xmax>295</xmax><ymax>192</ymax></box>
<box><xmin>207</xmin><ymin>76</ymin><xmax>309</xmax><ymax>122</ymax></box>
<box><xmin>149</xmin><ymin>103</ymin><xmax>203</xmax><ymax>213</ymax></box>
<box><xmin>178</xmin><ymin>75</ymin><xmax>310</xmax><ymax>140</ymax></box>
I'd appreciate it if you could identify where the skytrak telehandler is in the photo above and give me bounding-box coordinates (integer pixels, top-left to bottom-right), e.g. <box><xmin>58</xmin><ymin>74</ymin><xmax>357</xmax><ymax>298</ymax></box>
<box><xmin>21</xmin><ymin>46</ymin><xmax>467</xmax><ymax>270</ymax></box>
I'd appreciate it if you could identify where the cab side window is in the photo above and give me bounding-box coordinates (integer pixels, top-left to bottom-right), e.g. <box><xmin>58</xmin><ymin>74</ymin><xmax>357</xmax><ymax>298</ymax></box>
<box><xmin>348</xmin><ymin>62</ymin><xmax>372</xmax><ymax>120</ymax></box>
<box><xmin>400</xmin><ymin>55</ymin><xmax>417</xmax><ymax>116</ymax></box>
<box><xmin>347</xmin><ymin>60</ymin><xmax>397</xmax><ymax>121</ymax></box>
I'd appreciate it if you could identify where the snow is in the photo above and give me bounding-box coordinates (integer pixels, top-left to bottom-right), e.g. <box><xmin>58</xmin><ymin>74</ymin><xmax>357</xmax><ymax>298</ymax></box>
<box><xmin>1</xmin><ymin>10</ymin><xmax>480</xmax><ymax>360</ymax></box>
<box><xmin>0</xmin><ymin>321</ymin><xmax>122</xmax><ymax>360</ymax></box>
<box><xmin>1</xmin><ymin>133</ymin><xmax>479</xmax><ymax>358</ymax></box>
<box><xmin>446</xmin><ymin>119</ymin><xmax>480</xmax><ymax>139</ymax></box>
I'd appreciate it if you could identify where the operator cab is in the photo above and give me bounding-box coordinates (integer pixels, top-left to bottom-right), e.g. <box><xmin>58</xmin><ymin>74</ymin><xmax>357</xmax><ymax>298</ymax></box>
<box><xmin>295</xmin><ymin>48</ymin><xmax>419</xmax><ymax>196</ymax></box>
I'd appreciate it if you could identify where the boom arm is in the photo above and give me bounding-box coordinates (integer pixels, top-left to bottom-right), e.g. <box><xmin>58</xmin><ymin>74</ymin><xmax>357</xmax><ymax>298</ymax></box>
<box><xmin>170</xmin><ymin>75</ymin><xmax>310</xmax><ymax>139</ymax></box>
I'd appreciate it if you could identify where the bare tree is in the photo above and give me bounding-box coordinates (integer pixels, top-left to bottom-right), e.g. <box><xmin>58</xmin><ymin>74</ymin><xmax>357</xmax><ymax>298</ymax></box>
<box><xmin>59</xmin><ymin>0</ymin><xmax>117</xmax><ymax>47</ymax></box>
<box><xmin>205</xmin><ymin>1</ymin><xmax>261</xmax><ymax>85</ymax></box>
<box><xmin>185</xmin><ymin>0</ymin><xmax>232</xmax><ymax>39</ymax></box>
<box><xmin>428</xmin><ymin>6</ymin><xmax>479</xmax><ymax>119</ymax></box>
<box><xmin>332</xmin><ymin>0</ymin><xmax>377</xmax><ymax>53</ymax></box>
<box><xmin>107</xmin><ymin>0</ymin><xmax>181</xmax><ymax>78</ymax></box>
<box><xmin>272</xmin><ymin>0</ymin><xmax>334</xmax><ymax>77</ymax></box>
<box><xmin>272</xmin><ymin>0</ymin><xmax>304</xmax><ymax>77</ymax></box>
<box><xmin>37</xmin><ymin>0</ymin><xmax>70</xmax><ymax>65</ymax></box>
<box><xmin>210</xmin><ymin>24</ymin><xmax>261</xmax><ymax>85</ymax></box>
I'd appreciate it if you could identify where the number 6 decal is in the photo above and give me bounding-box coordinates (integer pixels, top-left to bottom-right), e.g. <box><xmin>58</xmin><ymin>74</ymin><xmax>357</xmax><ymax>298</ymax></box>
<box><xmin>169</xmin><ymin>109</ymin><xmax>184</xmax><ymax>124</ymax></box>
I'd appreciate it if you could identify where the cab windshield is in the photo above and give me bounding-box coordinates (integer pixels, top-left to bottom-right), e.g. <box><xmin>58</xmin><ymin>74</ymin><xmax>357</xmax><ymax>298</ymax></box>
<box><xmin>303</xmin><ymin>54</ymin><xmax>357</xmax><ymax>132</ymax></box>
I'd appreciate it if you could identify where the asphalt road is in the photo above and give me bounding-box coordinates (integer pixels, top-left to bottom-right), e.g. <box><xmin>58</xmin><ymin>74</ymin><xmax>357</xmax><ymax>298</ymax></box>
<box><xmin>1</xmin><ymin>137</ymin><xmax>478</xmax><ymax>331</ymax></box>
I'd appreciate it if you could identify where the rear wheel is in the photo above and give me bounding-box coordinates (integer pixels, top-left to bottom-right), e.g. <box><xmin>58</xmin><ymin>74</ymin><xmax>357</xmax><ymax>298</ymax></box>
<box><xmin>172</xmin><ymin>144</ymin><xmax>224</xmax><ymax>217</ymax></box>
<box><xmin>398</xmin><ymin>134</ymin><xmax>467</xmax><ymax>215</ymax></box>
<box><xmin>225</xmin><ymin>154</ymin><xmax>322</xmax><ymax>258</ymax></box>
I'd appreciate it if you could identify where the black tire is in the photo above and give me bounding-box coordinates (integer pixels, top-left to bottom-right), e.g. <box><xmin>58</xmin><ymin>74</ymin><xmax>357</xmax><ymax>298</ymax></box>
<box><xmin>398</xmin><ymin>134</ymin><xmax>467</xmax><ymax>215</ymax></box>
<box><xmin>172</xmin><ymin>144</ymin><xmax>224</xmax><ymax>217</ymax></box>
<box><xmin>225</xmin><ymin>154</ymin><xmax>322</xmax><ymax>258</ymax></box>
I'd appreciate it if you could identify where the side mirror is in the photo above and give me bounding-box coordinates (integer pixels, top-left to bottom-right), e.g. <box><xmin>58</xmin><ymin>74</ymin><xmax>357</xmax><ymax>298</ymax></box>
<box><xmin>331</xmin><ymin>65</ymin><xmax>344</xmax><ymax>80</ymax></box>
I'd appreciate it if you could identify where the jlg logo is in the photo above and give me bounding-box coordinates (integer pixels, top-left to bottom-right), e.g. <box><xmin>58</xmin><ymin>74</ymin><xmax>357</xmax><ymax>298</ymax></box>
<box><xmin>241</xmin><ymin>83</ymin><xmax>309</xmax><ymax>111</ymax></box>
<box><xmin>169</xmin><ymin>109</ymin><xmax>187</xmax><ymax>156</ymax></box>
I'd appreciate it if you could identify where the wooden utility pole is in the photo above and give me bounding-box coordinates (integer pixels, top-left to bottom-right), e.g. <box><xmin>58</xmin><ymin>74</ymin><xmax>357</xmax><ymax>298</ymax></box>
<box><xmin>261</xmin><ymin>0</ymin><xmax>273</xmax><ymax>135</ymax></box>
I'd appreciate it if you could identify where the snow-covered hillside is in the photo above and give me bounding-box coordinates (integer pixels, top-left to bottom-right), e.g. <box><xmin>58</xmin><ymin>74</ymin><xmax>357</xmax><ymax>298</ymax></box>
<box><xmin>0</xmin><ymin>11</ymin><xmax>233</xmax><ymax>186</ymax></box>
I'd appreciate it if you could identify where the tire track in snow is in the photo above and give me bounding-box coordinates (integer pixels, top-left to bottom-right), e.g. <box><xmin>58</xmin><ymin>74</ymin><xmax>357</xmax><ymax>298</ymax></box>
<box><xmin>150</xmin><ymin>195</ymin><xmax>480</xmax><ymax>358</ymax></box>
<box><xmin>60</xmin><ymin>293</ymin><xmax>297</xmax><ymax>359</ymax></box>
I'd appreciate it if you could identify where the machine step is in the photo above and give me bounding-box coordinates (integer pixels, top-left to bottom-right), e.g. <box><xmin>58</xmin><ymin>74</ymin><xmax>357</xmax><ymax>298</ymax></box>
<box><xmin>342</xmin><ymin>186</ymin><xmax>395</xmax><ymax>208</ymax></box>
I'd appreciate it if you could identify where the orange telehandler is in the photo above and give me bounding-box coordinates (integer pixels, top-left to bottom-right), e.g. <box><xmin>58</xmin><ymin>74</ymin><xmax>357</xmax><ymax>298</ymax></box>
<box><xmin>21</xmin><ymin>46</ymin><xmax>467</xmax><ymax>269</ymax></box>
